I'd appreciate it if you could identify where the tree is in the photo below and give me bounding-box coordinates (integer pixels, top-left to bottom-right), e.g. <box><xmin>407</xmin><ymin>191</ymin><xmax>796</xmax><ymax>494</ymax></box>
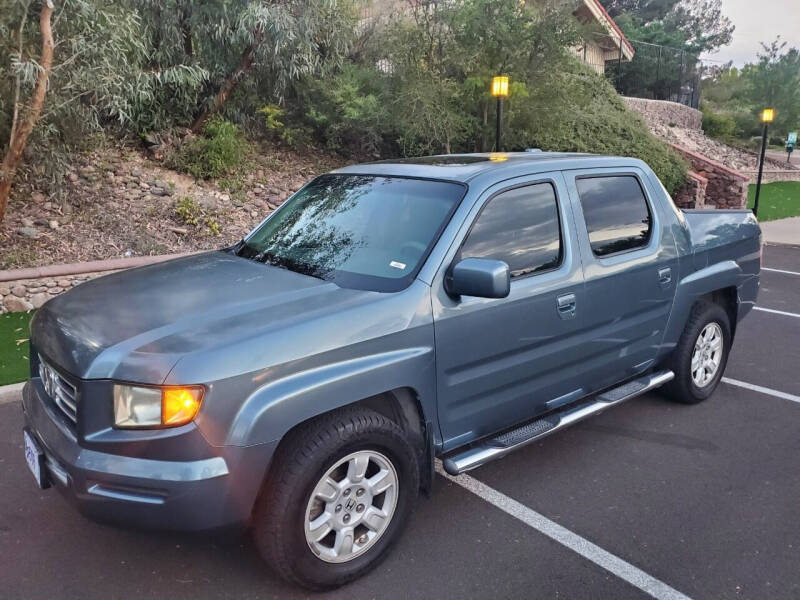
<box><xmin>743</xmin><ymin>39</ymin><xmax>800</xmax><ymax>135</ymax></box>
<box><xmin>598</xmin><ymin>0</ymin><xmax>734</xmax><ymax>55</ymax></box>
<box><xmin>0</xmin><ymin>0</ymin><xmax>53</xmax><ymax>224</ymax></box>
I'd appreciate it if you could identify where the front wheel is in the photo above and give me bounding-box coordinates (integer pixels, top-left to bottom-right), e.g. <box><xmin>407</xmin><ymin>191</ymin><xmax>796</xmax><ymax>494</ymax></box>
<box><xmin>253</xmin><ymin>407</ymin><xmax>419</xmax><ymax>590</ymax></box>
<box><xmin>663</xmin><ymin>300</ymin><xmax>731</xmax><ymax>404</ymax></box>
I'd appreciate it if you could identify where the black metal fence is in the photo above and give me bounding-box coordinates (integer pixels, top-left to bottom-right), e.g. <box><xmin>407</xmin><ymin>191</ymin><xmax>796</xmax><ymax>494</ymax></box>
<box><xmin>584</xmin><ymin>34</ymin><xmax>712</xmax><ymax>109</ymax></box>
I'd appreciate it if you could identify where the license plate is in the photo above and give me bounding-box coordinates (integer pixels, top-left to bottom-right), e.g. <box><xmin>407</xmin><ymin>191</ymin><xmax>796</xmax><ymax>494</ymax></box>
<box><xmin>23</xmin><ymin>430</ymin><xmax>48</xmax><ymax>489</ymax></box>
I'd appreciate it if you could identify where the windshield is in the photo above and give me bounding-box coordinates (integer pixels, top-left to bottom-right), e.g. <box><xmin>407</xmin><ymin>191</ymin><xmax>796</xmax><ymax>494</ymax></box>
<box><xmin>234</xmin><ymin>174</ymin><xmax>466</xmax><ymax>292</ymax></box>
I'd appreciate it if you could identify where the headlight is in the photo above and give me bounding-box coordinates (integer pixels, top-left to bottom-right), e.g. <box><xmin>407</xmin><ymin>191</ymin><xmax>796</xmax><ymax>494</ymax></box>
<box><xmin>113</xmin><ymin>384</ymin><xmax>203</xmax><ymax>428</ymax></box>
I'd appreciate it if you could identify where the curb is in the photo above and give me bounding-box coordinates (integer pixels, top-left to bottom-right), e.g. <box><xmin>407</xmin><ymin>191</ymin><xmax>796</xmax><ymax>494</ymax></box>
<box><xmin>0</xmin><ymin>252</ymin><xmax>198</xmax><ymax>283</ymax></box>
<box><xmin>0</xmin><ymin>381</ymin><xmax>25</xmax><ymax>405</ymax></box>
<box><xmin>764</xmin><ymin>241</ymin><xmax>800</xmax><ymax>250</ymax></box>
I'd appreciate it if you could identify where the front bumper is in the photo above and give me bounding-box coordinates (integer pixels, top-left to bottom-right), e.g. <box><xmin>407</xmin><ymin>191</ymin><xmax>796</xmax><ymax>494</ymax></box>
<box><xmin>22</xmin><ymin>380</ymin><xmax>277</xmax><ymax>531</ymax></box>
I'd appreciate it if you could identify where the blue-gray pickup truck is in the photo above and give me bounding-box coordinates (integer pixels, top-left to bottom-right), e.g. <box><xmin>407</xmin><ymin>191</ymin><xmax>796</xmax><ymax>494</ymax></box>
<box><xmin>23</xmin><ymin>152</ymin><xmax>761</xmax><ymax>589</ymax></box>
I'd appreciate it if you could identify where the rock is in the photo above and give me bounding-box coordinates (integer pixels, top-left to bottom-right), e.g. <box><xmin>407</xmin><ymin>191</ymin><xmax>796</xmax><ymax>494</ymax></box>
<box><xmin>30</xmin><ymin>293</ymin><xmax>51</xmax><ymax>309</ymax></box>
<box><xmin>197</xmin><ymin>195</ymin><xmax>217</xmax><ymax>210</ymax></box>
<box><xmin>48</xmin><ymin>220</ymin><xmax>60</xmax><ymax>230</ymax></box>
<box><xmin>11</xmin><ymin>286</ymin><xmax>26</xmax><ymax>297</ymax></box>
<box><xmin>58</xmin><ymin>279</ymin><xmax>72</xmax><ymax>288</ymax></box>
<box><xmin>31</xmin><ymin>192</ymin><xmax>46</xmax><ymax>203</ymax></box>
<box><xmin>3</xmin><ymin>297</ymin><xmax>33</xmax><ymax>312</ymax></box>
<box><xmin>17</xmin><ymin>227</ymin><xmax>38</xmax><ymax>239</ymax></box>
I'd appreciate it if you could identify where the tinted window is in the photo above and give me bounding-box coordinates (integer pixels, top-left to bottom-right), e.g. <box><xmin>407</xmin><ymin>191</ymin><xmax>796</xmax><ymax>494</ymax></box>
<box><xmin>576</xmin><ymin>176</ymin><xmax>652</xmax><ymax>257</ymax></box>
<box><xmin>236</xmin><ymin>174</ymin><xmax>465</xmax><ymax>292</ymax></box>
<box><xmin>461</xmin><ymin>183</ymin><xmax>562</xmax><ymax>278</ymax></box>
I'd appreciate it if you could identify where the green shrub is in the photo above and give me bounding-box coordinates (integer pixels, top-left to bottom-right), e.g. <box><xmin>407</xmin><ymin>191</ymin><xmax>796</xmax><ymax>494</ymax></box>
<box><xmin>702</xmin><ymin>111</ymin><xmax>736</xmax><ymax>139</ymax></box>
<box><xmin>169</xmin><ymin>117</ymin><xmax>248</xmax><ymax>179</ymax></box>
<box><xmin>174</xmin><ymin>197</ymin><xmax>220</xmax><ymax>235</ymax></box>
<box><xmin>503</xmin><ymin>64</ymin><xmax>688</xmax><ymax>194</ymax></box>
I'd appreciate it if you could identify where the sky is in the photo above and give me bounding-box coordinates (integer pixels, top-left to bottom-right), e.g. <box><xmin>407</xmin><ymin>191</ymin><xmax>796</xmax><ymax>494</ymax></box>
<box><xmin>702</xmin><ymin>0</ymin><xmax>800</xmax><ymax>66</ymax></box>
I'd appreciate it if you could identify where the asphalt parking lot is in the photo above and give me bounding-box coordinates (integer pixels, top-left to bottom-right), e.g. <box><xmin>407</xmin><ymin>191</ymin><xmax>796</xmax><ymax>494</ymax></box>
<box><xmin>1</xmin><ymin>244</ymin><xmax>798</xmax><ymax>600</ymax></box>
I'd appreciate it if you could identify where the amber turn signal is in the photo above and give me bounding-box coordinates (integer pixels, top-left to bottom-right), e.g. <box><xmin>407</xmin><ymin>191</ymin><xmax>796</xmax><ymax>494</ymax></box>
<box><xmin>162</xmin><ymin>387</ymin><xmax>204</xmax><ymax>426</ymax></box>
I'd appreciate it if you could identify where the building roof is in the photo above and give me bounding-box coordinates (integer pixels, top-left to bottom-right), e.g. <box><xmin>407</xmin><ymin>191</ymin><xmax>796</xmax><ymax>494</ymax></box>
<box><xmin>581</xmin><ymin>0</ymin><xmax>635</xmax><ymax>59</ymax></box>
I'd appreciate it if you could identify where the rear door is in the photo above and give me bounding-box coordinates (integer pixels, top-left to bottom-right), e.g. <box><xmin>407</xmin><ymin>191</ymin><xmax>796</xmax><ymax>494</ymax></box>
<box><xmin>431</xmin><ymin>173</ymin><xmax>589</xmax><ymax>450</ymax></box>
<box><xmin>564</xmin><ymin>167</ymin><xmax>679</xmax><ymax>393</ymax></box>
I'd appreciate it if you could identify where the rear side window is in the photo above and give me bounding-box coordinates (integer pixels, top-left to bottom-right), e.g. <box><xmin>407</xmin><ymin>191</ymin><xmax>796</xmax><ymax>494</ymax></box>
<box><xmin>461</xmin><ymin>182</ymin><xmax>562</xmax><ymax>278</ymax></box>
<box><xmin>576</xmin><ymin>176</ymin><xmax>652</xmax><ymax>257</ymax></box>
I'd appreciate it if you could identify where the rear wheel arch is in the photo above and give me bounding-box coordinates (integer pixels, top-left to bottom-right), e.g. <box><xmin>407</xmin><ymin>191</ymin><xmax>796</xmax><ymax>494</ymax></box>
<box><xmin>699</xmin><ymin>286</ymin><xmax>738</xmax><ymax>340</ymax></box>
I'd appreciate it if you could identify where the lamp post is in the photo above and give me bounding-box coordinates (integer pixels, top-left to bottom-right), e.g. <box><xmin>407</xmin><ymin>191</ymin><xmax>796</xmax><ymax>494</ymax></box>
<box><xmin>491</xmin><ymin>76</ymin><xmax>509</xmax><ymax>152</ymax></box>
<box><xmin>754</xmin><ymin>108</ymin><xmax>774</xmax><ymax>218</ymax></box>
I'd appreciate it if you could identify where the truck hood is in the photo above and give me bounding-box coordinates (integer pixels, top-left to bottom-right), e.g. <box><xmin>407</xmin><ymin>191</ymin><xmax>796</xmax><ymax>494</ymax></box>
<box><xmin>32</xmin><ymin>251</ymin><xmax>374</xmax><ymax>383</ymax></box>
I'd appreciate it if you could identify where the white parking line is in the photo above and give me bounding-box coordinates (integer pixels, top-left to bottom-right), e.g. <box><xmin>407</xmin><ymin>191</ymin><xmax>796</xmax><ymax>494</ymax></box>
<box><xmin>722</xmin><ymin>378</ymin><xmax>800</xmax><ymax>404</ymax></box>
<box><xmin>754</xmin><ymin>307</ymin><xmax>800</xmax><ymax>319</ymax></box>
<box><xmin>436</xmin><ymin>463</ymin><xmax>692</xmax><ymax>600</ymax></box>
<box><xmin>762</xmin><ymin>267</ymin><xmax>800</xmax><ymax>276</ymax></box>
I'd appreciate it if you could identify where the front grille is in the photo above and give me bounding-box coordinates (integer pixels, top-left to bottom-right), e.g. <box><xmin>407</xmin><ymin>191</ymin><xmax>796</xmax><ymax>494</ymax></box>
<box><xmin>38</xmin><ymin>354</ymin><xmax>78</xmax><ymax>423</ymax></box>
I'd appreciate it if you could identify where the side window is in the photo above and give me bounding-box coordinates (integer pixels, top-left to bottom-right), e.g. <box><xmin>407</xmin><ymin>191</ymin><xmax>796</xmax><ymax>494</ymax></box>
<box><xmin>576</xmin><ymin>175</ymin><xmax>652</xmax><ymax>257</ymax></box>
<box><xmin>461</xmin><ymin>182</ymin><xmax>562</xmax><ymax>279</ymax></box>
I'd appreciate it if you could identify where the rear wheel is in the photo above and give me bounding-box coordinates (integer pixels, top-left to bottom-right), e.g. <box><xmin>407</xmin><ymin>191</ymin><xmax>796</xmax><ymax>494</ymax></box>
<box><xmin>663</xmin><ymin>300</ymin><xmax>731</xmax><ymax>404</ymax></box>
<box><xmin>253</xmin><ymin>407</ymin><xmax>419</xmax><ymax>590</ymax></box>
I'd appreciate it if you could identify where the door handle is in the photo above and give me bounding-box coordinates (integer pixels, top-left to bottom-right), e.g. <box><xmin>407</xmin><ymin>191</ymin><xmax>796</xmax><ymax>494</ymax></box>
<box><xmin>557</xmin><ymin>293</ymin><xmax>577</xmax><ymax>320</ymax></box>
<box><xmin>658</xmin><ymin>267</ymin><xmax>672</xmax><ymax>288</ymax></box>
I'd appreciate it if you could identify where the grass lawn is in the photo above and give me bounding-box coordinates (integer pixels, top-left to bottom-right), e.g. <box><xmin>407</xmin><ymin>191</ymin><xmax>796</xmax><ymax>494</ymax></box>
<box><xmin>747</xmin><ymin>181</ymin><xmax>800</xmax><ymax>221</ymax></box>
<box><xmin>0</xmin><ymin>311</ymin><xmax>33</xmax><ymax>386</ymax></box>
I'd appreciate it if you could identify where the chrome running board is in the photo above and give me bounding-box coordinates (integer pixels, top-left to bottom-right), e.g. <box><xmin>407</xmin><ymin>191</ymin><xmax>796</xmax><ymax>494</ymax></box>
<box><xmin>442</xmin><ymin>370</ymin><xmax>674</xmax><ymax>475</ymax></box>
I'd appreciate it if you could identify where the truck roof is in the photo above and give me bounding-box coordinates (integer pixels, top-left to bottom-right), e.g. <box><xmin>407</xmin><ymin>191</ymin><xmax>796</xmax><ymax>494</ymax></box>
<box><xmin>333</xmin><ymin>152</ymin><xmax>647</xmax><ymax>183</ymax></box>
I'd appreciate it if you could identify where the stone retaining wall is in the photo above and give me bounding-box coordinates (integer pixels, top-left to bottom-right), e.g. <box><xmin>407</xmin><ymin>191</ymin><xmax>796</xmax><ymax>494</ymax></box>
<box><xmin>669</xmin><ymin>143</ymin><xmax>748</xmax><ymax>209</ymax></box>
<box><xmin>623</xmin><ymin>97</ymin><xmax>702</xmax><ymax>131</ymax></box>
<box><xmin>672</xmin><ymin>171</ymin><xmax>708</xmax><ymax>209</ymax></box>
<box><xmin>1</xmin><ymin>271</ymin><xmax>114</xmax><ymax>313</ymax></box>
<box><xmin>739</xmin><ymin>170</ymin><xmax>800</xmax><ymax>184</ymax></box>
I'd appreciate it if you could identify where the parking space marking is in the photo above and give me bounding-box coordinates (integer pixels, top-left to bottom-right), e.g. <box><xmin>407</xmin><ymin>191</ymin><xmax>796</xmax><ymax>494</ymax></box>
<box><xmin>435</xmin><ymin>463</ymin><xmax>692</xmax><ymax>600</ymax></box>
<box><xmin>762</xmin><ymin>267</ymin><xmax>800</xmax><ymax>276</ymax></box>
<box><xmin>722</xmin><ymin>378</ymin><xmax>800</xmax><ymax>404</ymax></box>
<box><xmin>754</xmin><ymin>307</ymin><xmax>800</xmax><ymax>319</ymax></box>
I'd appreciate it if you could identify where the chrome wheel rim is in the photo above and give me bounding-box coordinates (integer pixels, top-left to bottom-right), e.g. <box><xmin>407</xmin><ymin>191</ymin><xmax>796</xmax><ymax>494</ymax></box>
<box><xmin>692</xmin><ymin>322</ymin><xmax>723</xmax><ymax>388</ymax></box>
<box><xmin>304</xmin><ymin>450</ymin><xmax>398</xmax><ymax>564</ymax></box>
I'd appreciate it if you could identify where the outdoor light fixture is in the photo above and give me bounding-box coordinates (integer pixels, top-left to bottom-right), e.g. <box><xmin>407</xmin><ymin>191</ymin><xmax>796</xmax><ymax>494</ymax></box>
<box><xmin>754</xmin><ymin>108</ymin><xmax>775</xmax><ymax>217</ymax></box>
<box><xmin>491</xmin><ymin>76</ymin><xmax>509</xmax><ymax>151</ymax></box>
<box><xmin>491</xmin><ymin>76</ymin><xmax>509</xmax><ymax>98</ymax></box>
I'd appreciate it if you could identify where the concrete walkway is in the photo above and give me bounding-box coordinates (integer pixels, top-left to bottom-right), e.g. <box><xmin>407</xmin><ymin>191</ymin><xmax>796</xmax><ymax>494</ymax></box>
<box><xmin>766</xmin><ymin>150</ymin><xmax>799</xmax><ymax>168</ymax></box>
<box><xmin>761</xmin><ymin>216</ymin><xmax>800</xmax><ymax>247</ymax></box>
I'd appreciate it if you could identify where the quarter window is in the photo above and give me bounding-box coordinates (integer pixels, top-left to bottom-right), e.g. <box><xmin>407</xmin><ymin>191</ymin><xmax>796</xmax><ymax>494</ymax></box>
<box><xmin>461</xmin><ymin>183</ymin><xmax>562</xmax><ymax>279</ymax></box>
<box><xmin>576</xmin><ymin>176</ymin><xmax>652</xmax><ymax>257</ymax></box>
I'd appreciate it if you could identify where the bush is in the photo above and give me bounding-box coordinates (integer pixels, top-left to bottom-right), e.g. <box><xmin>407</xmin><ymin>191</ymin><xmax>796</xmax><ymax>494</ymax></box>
<box><xmin>169</xmin><ymin>118</ymin><xmax>248</xmax><ymax>179</ymax></box>
<box><xmin>503</xmin><ymin>63</ymin><xmax>688</xmax><ymax>194</ymax></box>
<box><xmin>702</xmin><ymin>111</ymin><xmax>737</xmax><ymax>139</ymax></box>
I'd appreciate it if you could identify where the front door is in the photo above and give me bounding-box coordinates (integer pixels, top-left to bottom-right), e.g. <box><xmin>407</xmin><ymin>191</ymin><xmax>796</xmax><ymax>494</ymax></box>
<box><xmin>431</xmin><ymin>173</ymin><xmax>587</xmax><ymax>450</ymax></box>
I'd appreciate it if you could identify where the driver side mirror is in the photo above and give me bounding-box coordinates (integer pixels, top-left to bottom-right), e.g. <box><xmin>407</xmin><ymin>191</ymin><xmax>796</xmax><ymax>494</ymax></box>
<box><xmin>447</xmin><ymin>258</ymin><xmax>510</xmax><ymax>299</ymax></box>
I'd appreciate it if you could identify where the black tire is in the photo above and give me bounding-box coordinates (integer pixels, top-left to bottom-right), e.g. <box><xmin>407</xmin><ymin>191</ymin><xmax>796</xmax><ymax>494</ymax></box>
<box><xmin>662</xmin><ymin>300</ymin><xmax>731</xmax><ymax>404</ymax></box>
<box><xmin>253</xmin><ymin>407</ymin><xmax>420</xmax><ymax>591</ymax></box>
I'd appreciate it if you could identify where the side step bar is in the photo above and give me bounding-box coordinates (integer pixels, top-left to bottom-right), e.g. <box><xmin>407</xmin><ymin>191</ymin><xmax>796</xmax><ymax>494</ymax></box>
<box><xmin>442</xmin><ymin>370</ymin><xmax>674</xmax><ymax>475</ymax></box>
